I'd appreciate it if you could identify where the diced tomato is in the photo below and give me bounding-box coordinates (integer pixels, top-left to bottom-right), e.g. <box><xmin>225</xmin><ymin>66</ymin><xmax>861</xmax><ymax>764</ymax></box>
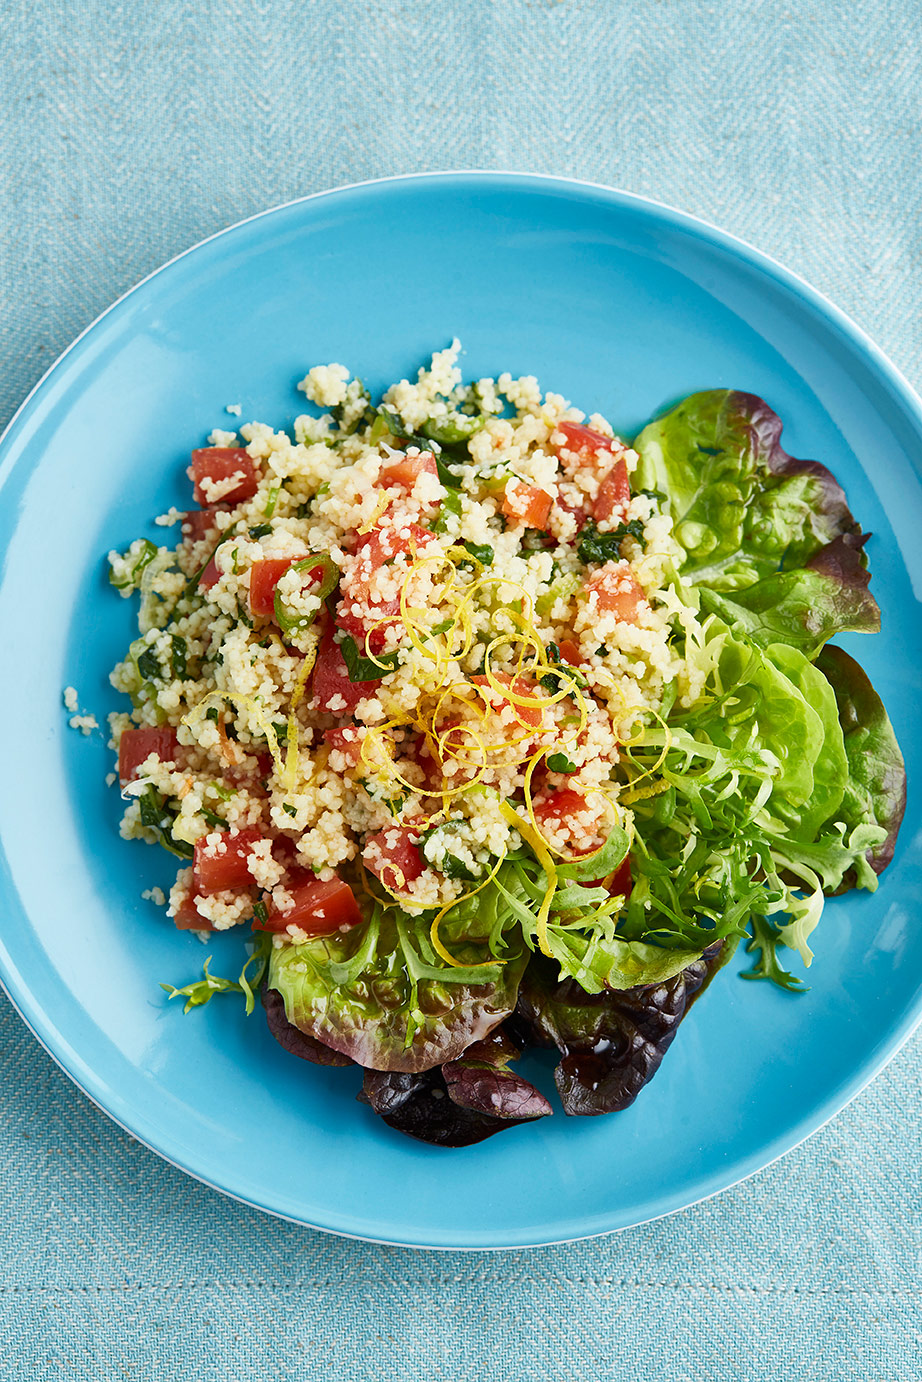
<box><xmin>172</xmin><ymin>885</ymin><xmax>214</xmax><ymax>931</ymax></box>
<box><xmin>586</xmin><ymin>562</ymin><xmax>645</xmax><ymax>622</ymax></box>
<box><xmin>501</xmin><ymin>484</ymin><xmax>552</xmax><ymax>530</ymax></box>
<box><xmin>118</xmin><ymin>726</ymin><xmax>180</xmax><ymax>784</ymax></box>
<box><xmin>554</xmin><ymin>421</ymin><xmax>615</xmax><ymax>472</ymax></box>
<box><xmin>193</xmin><ymin>826</ymin><xmax>264</xmax><ymax>895</ymax></box>
<box><xmin>338</xmin><ymin>523</ymin><xmax>437</xmax><ymax>652</ymax></box>
<box><xmin>248</xmin><ymin>556</ymin><xmax>315</xmax><ymax>618</ymax></box>
<box><xmin>471</xmin><ymin>672</ymin><xmax>544</xmax><ymax>729</ymax></box>
<box><xmin>352</xmin><ymin>522</ymin><xmax>436</xmax><ymax>571</ymax></box>
<box><xmin>608</xmin><ymin>854</ymin><xmax>632</xmax><ymax>899</ymax></box>
<box><xmin>323</xmin><ymin>726</ymin><xmax>363</xmax><ymax>766</ymax></box>
<box><xmin>378</xmin><ymin>450</ymin><xmax>438</xmax><ymax>490</ymax></box>
<box><xmin>592</xmin><ymin>459</ymin><xmax>630</xmax><ymax>524</ymax></box>
<box><xmin>557</xmin><ymin>639</ymin><xmax>584</xmax><ymax>666</ymax></box>
<box><xmin>182</xmin><ymin>506</ymin><xmax>228</xmax><ymax>542</ymax></box>
<box><xmin>335</xmin><ymin>600</ymin><xmax>398</xmax><ymax>655</ymax></box>
<box><xmin>534</xmin><ymin>788</ymin><xmax>591</xmax><ymax>824</ymax></box>
<box><xmin>363</xmin><ymin>827</ymin><xmax>425</xmax><ymax>892</ymax></box>
<box><xmin>312</xmin><ymin>627</ymin><xmax>377</xmax><ymax>714</ymax></box>
<box><xmin>200</xmin><ymin>550</ymin><xmax>222</xmax><ymax>589</ymax></box>
<box><xmin>256</xmin><ymin>874</ymin><xmax>362</xmax><ymax>936</ymax></box>
<box><xmin>555</xmin><ymin>495</ymin><xmax>588</xmax><ymax>529</ymax></box>
<box><xmin>189</xmin><ymin>448</ymin><xmax>259</xmax><ymax>506</ymax></box>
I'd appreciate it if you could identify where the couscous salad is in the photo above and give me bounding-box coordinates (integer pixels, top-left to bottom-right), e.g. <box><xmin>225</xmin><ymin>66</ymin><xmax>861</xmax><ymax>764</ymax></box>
<box><xmin>107</xmin><ymin>344</ymin><xmax>905</xmax><ymax>1145</ymax></box>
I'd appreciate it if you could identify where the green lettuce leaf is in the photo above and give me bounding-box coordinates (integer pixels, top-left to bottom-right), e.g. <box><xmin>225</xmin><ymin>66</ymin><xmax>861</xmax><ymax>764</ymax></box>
<box><xmin>633</xmin><ymin>390</ymin><xmax>864</xmax><ymax>591</ymax></box>
<box><xmin>815</xmin><ymin>645</ymin><xmax>906</xmax><ymax>882</ymax></box>
<box><xmin>269</xmin><ymin>894</ymin><xmax>527</xmax><ymax>1073</ymax></box>
<box><xmin>698</xmin><ymin>534</ymin><xmax>880</xmax><ymax>658</ymax></box>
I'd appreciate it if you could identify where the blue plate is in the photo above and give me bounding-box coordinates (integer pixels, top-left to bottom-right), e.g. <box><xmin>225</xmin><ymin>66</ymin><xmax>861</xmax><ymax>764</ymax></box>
<box><xmin>0</xmin><ymin>173</ymin><xmax>920</xmax><ymax>1249</ymax></box>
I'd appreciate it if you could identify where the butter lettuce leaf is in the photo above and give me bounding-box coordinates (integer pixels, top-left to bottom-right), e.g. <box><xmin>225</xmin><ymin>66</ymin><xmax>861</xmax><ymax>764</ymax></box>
<box><xmin>699</xmin><ymin>534</ymin><xmax>880</xmax><ymax>658</ymax></box>
<box><xmin>816</xmin><ymin>645</ymin><xmax>906</xmax><ymax>881</ymax></box>
<box><xmin>633</xmin><ymin>390</ymin><xmax>864</xmax><ymax>592</ymax></box>
<box><xmin>269</xmin><ymin>896</ymin><xmax>527</xmax><ymax>1074</ymax></box>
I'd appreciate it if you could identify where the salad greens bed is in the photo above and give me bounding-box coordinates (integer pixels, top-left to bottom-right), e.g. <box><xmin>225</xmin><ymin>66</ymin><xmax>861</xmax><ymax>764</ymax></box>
<box><xmin>158</xmin><ymin>388</ymin><xmax>905</xmax><ymax>1148</ymax></box>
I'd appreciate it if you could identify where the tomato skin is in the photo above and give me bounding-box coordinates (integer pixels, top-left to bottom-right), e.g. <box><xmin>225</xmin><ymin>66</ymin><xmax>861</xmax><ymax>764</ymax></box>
<box><xmin>190</xmin><ymin>448</ymin><xmax>259</xmax><ymax>506</ymax></box>
<box><xmin>586</xmin><ymin>562</ymin><xmax>645</xmax><ymax>622</ymax></box>
<box><xmin>555</xmin><ymin>421</ymin><xmax>615</xmax><ymax>470</ymax></box>
<box><xmin>534</xmin><ymin>788</ymin><xmax>590</xmax><ymax>824</ymax></box>
<box><xmin>608</xmin><ymin>854</ymin><xmax>632</xmax><ymax>898</ymax></box>
<box><xmin>501</xmin><ymin>484</ymin><xmax>552</xmax><ymax>529</ymax></box>
<box><xmin>173</xmin><ymin>888</ymin><xmax>213</xmax><ymax>931</ymax></box>
<box><xmin>338</xmin><ymin>523</ymin><xmax>436</xmax><ymax>653</ymax></box>
<box><xmin>555</xmin><ymin>495</ymin><xmax>589</xmax><ymax>529</ymax></box>
<box><xmin>592</xmin><ymin>459</ymin><xmax>630</xmax><ymax>524</ymax></box>
<box><xmin>257</xmin><ymin>874</ymin><xmax>362</xmax><ymax>935</ymax></box>
<box><xmin>323</xmin><ymin>726</ymin><xmax>363</xmax><ymax>766</ymax></box>
<box><xmin>312</xmin><ymin>627</ymin><xmax>377</xmax><ymax>714</ymax></box>
<box><xmin>363</xmin><ymin>827</ymin><xmax>425</xmax><ymax>892</ymax></box>
<box><xmin>193</xmin><ymin>826</ymin><xmax>264</xmax><ymax>895</ymax></box>
<box><xmin>379</xmin><ymin>450</ymin><xmax>438</xmax><ymax>489</ymax></box>
<box><xmin>353</xmin><ymin>522</ymin><xmax>436</xmax><ymax>570</ymax></box>
<box><xmin>118</xmin><ymin>727</ymin><xmax>180</xmax><ymax>784</ymax></box>
<box><xmin>471</xmin><ymin>672</ymin><xmax>544</xmax><ymax>729</ymax></box>
<box><xmin>182</xmin><ymin>506</ymin><xmax>228</xmax><ymax>542</ymax></box>
<box><xmin>200</xmin><ymin>551</ymin><xmax>222</xmax><ymax>589</ymax></box>
<box><xmin>557</xmin><ymin>638</ymin><xmax>584</xmax><ymax>666</ymax></box>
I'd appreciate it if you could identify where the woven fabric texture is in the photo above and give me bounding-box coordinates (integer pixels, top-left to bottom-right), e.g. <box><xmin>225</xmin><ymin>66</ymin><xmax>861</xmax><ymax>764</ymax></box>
<box><xmin>1</xmin><ymin>2</ymin><xmax>920</xmax><ymax>1379</ymax></box>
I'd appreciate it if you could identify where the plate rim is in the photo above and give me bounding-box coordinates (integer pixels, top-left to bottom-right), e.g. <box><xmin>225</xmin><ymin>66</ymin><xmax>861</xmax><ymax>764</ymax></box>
<box><xmin>1</xmin><ymin>169</ymin><xmax>920</xmax><ymax>1249</ymax></box>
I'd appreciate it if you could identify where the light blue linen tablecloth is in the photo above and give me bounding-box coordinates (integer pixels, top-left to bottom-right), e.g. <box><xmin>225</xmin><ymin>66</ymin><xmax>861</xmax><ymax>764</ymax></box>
<box><xmin>1</xmin><ymin>3</ymin><xmax>919</xmax><ymax>1379</ymax></box>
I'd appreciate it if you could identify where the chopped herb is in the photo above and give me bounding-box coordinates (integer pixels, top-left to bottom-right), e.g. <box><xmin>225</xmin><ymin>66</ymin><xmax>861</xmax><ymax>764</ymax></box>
<box><xmin>431</xmin><ymin>618</ymin><xmax>454</xmax><ymax>636</ymax></box>
<box><xmin>374</xmin><ymin>407</ymin><xmax>413</xmax><ymax>441</ymax></box>
<box><xmin>170</xmin><ymin>635</ymin><xmax>187</xmax><ymax>679</ymax></box>
<box><xmin>461</xmin><ymin>541</ymin><xmax>493</xmax><ymax>567</ymax></box>
<box><xmin>339</xmin><ymin>633</ymin><xmax>398</xmax><ymax>683</ymax></box>
<box><xmin>138</xmin><ymin>787</ymin><xmax>194</xmax><ymax>859</ymax></box>
<box><xmin>294</xmin><ymin>501</ymin><xmax>312</xmax><ymax>519</ymax></box>
<box><xmin>206</xmin><ymin>707</ymin><xmax>220</xmax><ymax>723</ymax></box>
<box><xmin>248</xmin><ymin>523</ymin><xmax>272</xmax><ymax>539</ymax></box>
<box><xmin>136</xmin><ymin>647</ymin><xmax>161</xmax><ymax>682</ymax></box>
<box><xmin>209</xmin><ymin>781</ymin><xmax>235</xmax><ymax>801</ymax></box>
<box><xmin>282</xmin><ymin>803</ymin><xmax>297</xmax><ymax>818</ymax></box>
<box><xmin>432</xmin><ymin>487</ymin><xmax>463</xmax><ymax>533</ymax></box>
<box><xmin>252</xmin><ymin>900</ymin><xmax>268</xmax><ymax>924</ymax></box>
<box><xmin>547</xmin><ymin>752</ymin><xmax>578</xmax><ymax>775</ymax></box>
<box><xmin>201</xmin><ymin>806</ymin><xmax>228</xmax><ymax>829</ymax></box>
<box><xmin>577</xmin><ymin>519</ymin><xmax>645</xmax><ymax>565</ymax></box>
<box><xmin>109</xmin><ymin>538</ymin><xmax>158</xmax><ymax>591</ymax></box>
<box><xmin>435</xmin><ymin>454</ymin><xmax>463</xmax><ymax>490</ymax></box>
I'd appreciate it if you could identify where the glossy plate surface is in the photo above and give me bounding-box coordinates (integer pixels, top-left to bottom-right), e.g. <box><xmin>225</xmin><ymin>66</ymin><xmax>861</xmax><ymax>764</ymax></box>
<box><xmin>0</xmin><ymin>173</ymin><xmax>920</xmax><ymax>1249</ymax></box>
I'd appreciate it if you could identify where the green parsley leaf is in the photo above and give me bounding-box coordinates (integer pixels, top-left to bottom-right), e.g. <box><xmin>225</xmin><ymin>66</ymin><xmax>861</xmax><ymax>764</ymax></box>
<box><xmin>339</xmin><ymin>634</ymin><xmax>398</xmax><ymax>683</ymax></box>
<box><xmin>546</xmin><ymin>752</ymin><xmax>578</xmax><ymax>775</ymax></box>
<box><xmin>461</xmin><ymin>541</ymin><xmax>493</xmax><ymax>566</ymax></box>
<box><xmin>577</xmin><ymin>519</ymin><xmax>645</xmax><ymax>565</ymax></box>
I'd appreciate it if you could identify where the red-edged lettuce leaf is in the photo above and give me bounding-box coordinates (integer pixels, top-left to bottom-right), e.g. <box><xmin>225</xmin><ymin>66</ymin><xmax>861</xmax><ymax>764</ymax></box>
<box><xmin>633</xmin><ymin>390</ymin><xmax>865</xmax><ymax>592</ymax></box>
<box><xmin>268</xmin><ymin>907</ymin><xmax>527</xmax><ymax>1074</ymax></box>
<box><xmin>698</xmin><ymin>534</ymin><xmax>880</xmax><ymax>658</ymax></box>
<box><xmin>263</xmin><ymin>986</ymin><xmax>353</xmax><ymax>1067</ymax></box>
<box><xmin>515</xmin><ymin>943</ymin><xmax>725</xmax><ymax>1116</ymax></box>
<box><xmin>815</xmin><ymin>645</ymin><xmax>906</xmax><ymax>880</ymax></box>
<box><xmin>358</xmin><ymin>1026</ymin><xmax>551</xmax><ymax>1146</ymax></box>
